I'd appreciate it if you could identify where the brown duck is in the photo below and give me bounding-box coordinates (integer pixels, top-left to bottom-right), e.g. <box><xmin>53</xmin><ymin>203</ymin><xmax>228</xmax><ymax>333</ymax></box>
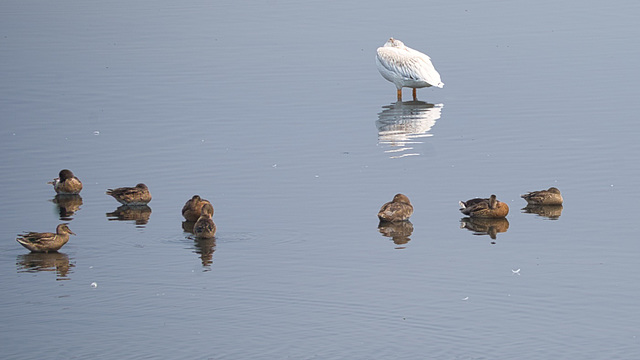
<box><xmin>459</xmin><ymin>194</ymin><xmax>509</xmax><ymax>218</ymax></box>
<box><xmin>378</xmin><ymin>193</ymin><xmax>413</xmax><ymax>223</ymax></box>
<box><xmin>194</xmin><ymin>203</ymin><xmax>216</xmax><ymax>239</ymax></box>
<box><xmin>16</xmin><ymin>223</ymin><xmax>75</xmax><ymax>253</ymax></box>
<box><xmin>182</xmin><ymin>195</ymin><xmax>213</xmax><ymax>222</ymax></box>
<box><xmin>106</xmin><ymin>183</ymin><xmax>152</xmax><ymax>205</ymax></box>
<box><xmin>48</xmin><ymin>169</ymin><xmax>83</xmax><ymax>194</ymax></box>
<box><xmin>521</xmin><ymin>187</ymin><xmax>563</xmax><ymax>205</ymax></box>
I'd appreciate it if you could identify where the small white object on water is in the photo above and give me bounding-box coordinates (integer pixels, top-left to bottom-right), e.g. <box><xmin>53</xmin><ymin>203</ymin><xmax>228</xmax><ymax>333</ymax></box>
<box><xmin>93</xmin><ymin>131</ymin><xmax>100</xmax><ymax>135</ymax></box>
<box><xmin>512</xmin><ymin>269</ymin><xmax>521</xmax><ymax>275</ymax></box>
<box><xmin>91</xmin><ymin>282</ymin><xmax>98</xmax><ymax>288</ymax></box>
<box><xmin>462</xmin><ymin>296</ymin><xmax>469</xmax><ymax>301</ymax></box>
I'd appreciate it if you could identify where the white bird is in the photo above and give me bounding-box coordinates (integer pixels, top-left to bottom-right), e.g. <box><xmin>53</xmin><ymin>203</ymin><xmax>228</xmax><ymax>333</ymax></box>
<box><xmin>376</xmin><ymin>38</ymin><xmax>444</xmax><ymax>101</ymax></box>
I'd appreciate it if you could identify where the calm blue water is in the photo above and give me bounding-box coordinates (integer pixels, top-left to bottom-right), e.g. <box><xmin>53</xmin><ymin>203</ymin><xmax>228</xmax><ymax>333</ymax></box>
<box><xmin>2</xmin><ymin>0</ymin><xmax>640</xmax><ymax>358</ymax></box>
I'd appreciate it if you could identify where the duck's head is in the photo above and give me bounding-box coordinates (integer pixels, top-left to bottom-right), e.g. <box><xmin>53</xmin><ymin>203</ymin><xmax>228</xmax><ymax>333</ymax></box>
<box><xmin>135</xmin><ymin>183</ymin><xmax>148</xmax><ymax>190</ymax></box>
<box><xmin>57</xmin><ymin>223</ymin><xmax>76</xmax><ymax>235</ymax></box>
<box><xmin>547</xmin><ymin>187</ymin><xmax>561</xmax><ymax>194</ymax></box>
<box><xmin>59</xmin><ymin>169</ymin><xmax>75</xmax><ymax>181</ymax></box>
<box><xmin>488</xmin><ymin>194</ymin><xmax>498</xmax><ymax>209</ymax></box>
<box><xmin>393</xmin><ymin>193</ymin><xmax>411</xmax><ymax>205</ymax></box>
<box><xmin>200</xmin><ymin>203</ymin><xmax>214</xmax><ymax>217</ymax></box>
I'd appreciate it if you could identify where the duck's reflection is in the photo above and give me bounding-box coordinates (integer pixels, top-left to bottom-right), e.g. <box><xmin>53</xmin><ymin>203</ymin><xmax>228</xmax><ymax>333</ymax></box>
<box><xmin>522</xmin><ymin>204</ymin><xmax>563</xmax><ymax>219</ymax></box>
<box><xmin>182</xmin><ymin>221</ymin><xmax>195</xmax><ymax>233</ymax></box>
<box><xmin>378</xmin><ymin>221</ymin><xmax>413</xmax><ymax>249</ymax></box>
<box><xmin>193</xmin><ymin>238</ymin><xmax>217</xmax><ymax>271</ymax></box>
<box><xmin>51</xmin><ymin>194</ymin><xmax>83</xmax><ymax>221</ymax></box>
<box><xmin>182</xmin><ymin>222</ymin><xmax>216</xmax><ymax>271</ymax></box>
<box><xmin>106</xmin><ymin>205</ymin><xmax>152</xmax><ymax>226</ymax></box>
<box><xmin>376</xmin><ymin>101</ymin><xmax>443</xmax><ymax>158</ymax></box>
<box><xmin>16</xmin><ymin>252</ymin><xmax>75</xmax><ymax>280</ymax></box>
<box><xmin>460</xmin><ymin>217</ymin><xmax>510</xmax><ymax>240</ymax></box>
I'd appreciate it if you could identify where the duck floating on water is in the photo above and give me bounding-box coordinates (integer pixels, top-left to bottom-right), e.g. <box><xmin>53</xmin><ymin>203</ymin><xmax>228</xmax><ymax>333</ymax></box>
<box><xmin>459</xmin><ymin>194</ymin><xmax>509</xmax><ymax>218</ymax></box>
<box><xmin>182</xmin><ymin>195</ymin><xmax>213</xmax><ymax>222</ymax></box>
<box><xmin>521</xmin><ymin>187</ymin><xmax>563</xmax><ymax>205</ymax></box>
<box><xmin>106</xmin><ymin>183</ymin><xmax>152</xmax><ymax>205</ymax></box>
<box><xmin>48</xmin><ymin>169</ymin><xmax>83</xmax><ymax>194</ymax></box>
<box><xmin>378</xmin><ymin>193</ymin><xmax>414</xmax><ymax>223</ymax></box>
<box><xmin>194</xmin><ymin>203</ymin><xmax>216</xmax><ymax>239</ymax></box>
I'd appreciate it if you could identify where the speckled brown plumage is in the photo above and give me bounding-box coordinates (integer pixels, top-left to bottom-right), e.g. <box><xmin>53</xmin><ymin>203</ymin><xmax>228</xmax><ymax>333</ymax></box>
<box><xmin>459</xmin><ymin>194</ymin><xmax>509</xmax><ymax>218</ymax></box>
<box><xmin>194</xmin><ymin>203</ymin><xmax>216</xmax><ymax>239</ymax></box>
<box><xmin>48</xmin><ymin>169</ymin><xmax>83</xmax><ymax>194</ymax></box>
<box><xmin>182</xmin><ymin>195</ymin><xmax>213</xmax><ymax>222</ymax></box>
<box><xmin>521</xmin><ymin>187</ymin><xmax>563</xmax><ymax>205</ymax></box>
<box><xmin>378</xmin><ymin>193</ymin><xmax>413</xmax><ymax>223</ymax></box>
<box><xmin>106</xmin><ymin>183</ymin><xmax>152</xmax><ymax>205</ymax></box>
<box><xmin>16</xmin><ymin>224</ymin><xmax>75</xmax><ymax>253</ymax></box>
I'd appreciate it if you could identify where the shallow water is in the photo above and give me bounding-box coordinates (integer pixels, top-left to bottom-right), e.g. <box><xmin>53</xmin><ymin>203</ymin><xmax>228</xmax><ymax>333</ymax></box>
<box><xmin>2</xmin><ymin>0</ymin><xmax>640</xmax><ymax>358</ymax></box>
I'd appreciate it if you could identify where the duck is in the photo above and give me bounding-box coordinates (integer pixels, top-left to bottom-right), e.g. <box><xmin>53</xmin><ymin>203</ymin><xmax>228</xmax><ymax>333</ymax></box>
<box><xmin>16</xmin><ymin>223</ymin><xmax>75</xmax><ymax>253</ymax></box>
<box><xmin>48</xmin><ymin>169</ymin><xmax>83</xmax><ymax>194</ymax></box>
<box><xmin>106</xmin><ymin>183</ymin><xmax>152</xmax><ymax>205</ymax></box>
<box><xmin>521</xmin><ymin>187</ymin><xmax>563</xmax><ymax>205</ymax></box>
<box><xmin>378</xmin><ymin>193</ymin><xmax>414</xmax><ymax>223</ymax></box>
<box><xmin>459</xmin><ymin>194</ymin><xmax>509</xmax><ymax>218</ymax></box>
<box><xmin>182</xmin><ymin>195</ymin><xmax>213</xmax><ymax>222</ymax></box>
<box><xmin>194</xmin><ymin>203</ymin><xmax>216</xmax><ymax>239</ymax></box>
<box><xmin>376</xmin><ymin>38</ymin><xmax>444</xmax><ymax>101</ymax></box>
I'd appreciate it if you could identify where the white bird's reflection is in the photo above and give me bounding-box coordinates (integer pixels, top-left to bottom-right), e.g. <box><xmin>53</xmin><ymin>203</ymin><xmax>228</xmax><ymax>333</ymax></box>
<box><xmin>376</xmin><ymin>101</ymin><xmax>443</xmax><ymax>158</ymax></box>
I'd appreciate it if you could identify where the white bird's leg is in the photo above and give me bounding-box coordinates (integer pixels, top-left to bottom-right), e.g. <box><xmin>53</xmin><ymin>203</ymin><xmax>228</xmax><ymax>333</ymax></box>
<box><xmin>397</xmin><ymin>89</ymin><xmax>402</xmax><ymax>102</ymax></box>
<box><xmin>412</xmin><ymin>88</ymin><xmax>417</xmax><ymax>101</ymax></box>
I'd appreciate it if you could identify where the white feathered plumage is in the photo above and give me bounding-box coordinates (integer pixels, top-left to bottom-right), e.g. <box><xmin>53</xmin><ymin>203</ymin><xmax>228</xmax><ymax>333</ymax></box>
<box><xmin>376</xmin><ymin>38</ymin><xmax>443</xmax><ymax>101</ymax></box>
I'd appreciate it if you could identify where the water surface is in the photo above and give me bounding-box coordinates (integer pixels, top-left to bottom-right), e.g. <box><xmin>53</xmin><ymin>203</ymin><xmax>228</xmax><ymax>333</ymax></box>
<box><xmin>2</xmin><ymin>1</ymin><xmax>640</xmax><ymax>358</ymax></box>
